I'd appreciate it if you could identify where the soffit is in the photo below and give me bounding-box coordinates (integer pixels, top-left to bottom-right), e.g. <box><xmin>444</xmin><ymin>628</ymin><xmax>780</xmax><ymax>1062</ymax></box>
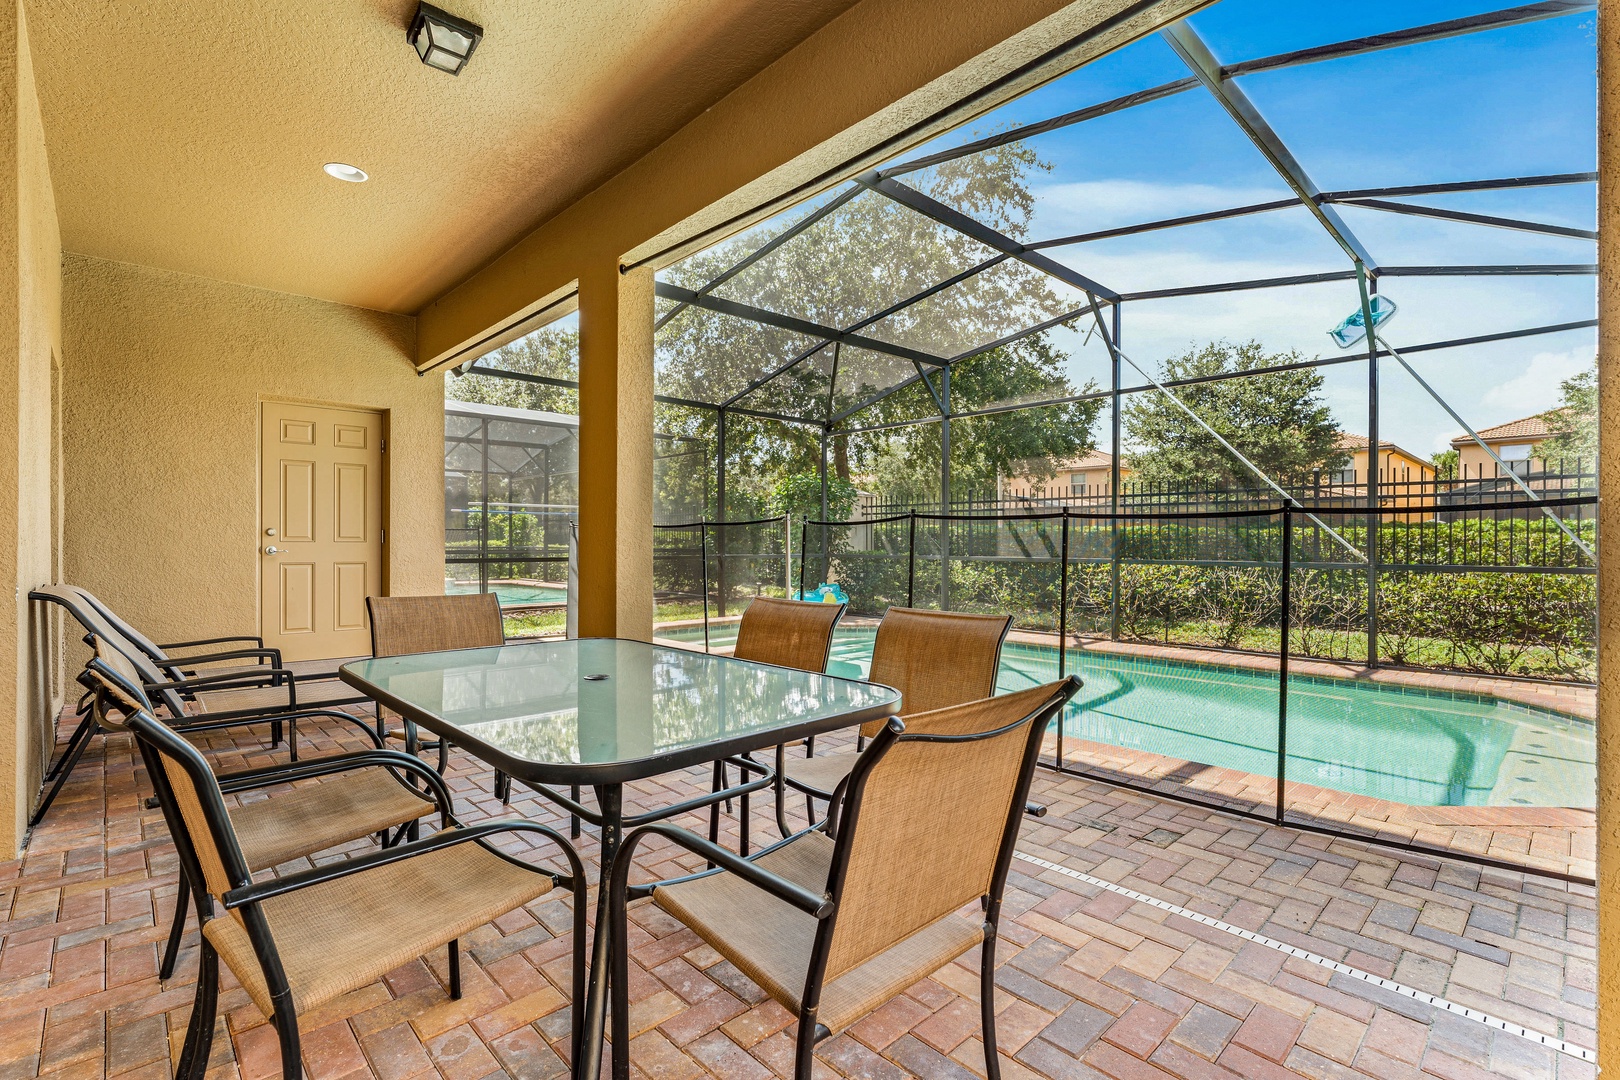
<box><xmin>26</xmin><ymin>0</ymin><xmax>860</xmax><ymax>313</ymax></box>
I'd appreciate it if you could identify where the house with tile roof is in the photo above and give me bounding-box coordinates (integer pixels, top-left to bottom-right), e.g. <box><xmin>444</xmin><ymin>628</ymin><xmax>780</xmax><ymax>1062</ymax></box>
<box><xmin>1332</xmin><ymin>432</ymin><xmax>1436</xmax><ymax>487</ymax></box>
<box><xmin>1449</xmin><ymin>414</ymin><xmax>1569</xmax><ymax>478</ymax></box>
<box><xmin>998</xmin><ymin>449</ymin><xmax>1123</xmax><ymax>501</ymax></box>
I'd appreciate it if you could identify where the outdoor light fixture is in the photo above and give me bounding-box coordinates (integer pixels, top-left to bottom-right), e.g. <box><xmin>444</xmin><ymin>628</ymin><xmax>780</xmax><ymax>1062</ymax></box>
<box><xmin>322</xmin><ymin>162</ymin><xmax>369</xmax><ymax>183</ymax></box>
<box><xmin>408</xmin><ymin>3</ymin><xmax>483</xmax><ymax>75</ymax></box>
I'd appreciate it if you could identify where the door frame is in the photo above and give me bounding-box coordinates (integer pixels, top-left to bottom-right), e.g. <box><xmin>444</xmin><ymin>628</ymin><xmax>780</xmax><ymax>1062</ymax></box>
<box><xmin>256</xmin><ymin>396</ymin><xmax>392</xmax><ymax>642</ymax></box>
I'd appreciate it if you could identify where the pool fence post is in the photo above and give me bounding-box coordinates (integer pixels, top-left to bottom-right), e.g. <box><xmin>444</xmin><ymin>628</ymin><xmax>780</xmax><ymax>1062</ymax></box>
<box><xmin>783</xmin><ymin>514</ymin><xmax>792</xmax><ymax>598</ymax></box>
<box><xmin>1058</xmin><ymin>509</ymin><xmax>1070</xmax><ymax>680</ymax></box>
<box><xmin>798</xmin><ymin>517</ymin><xmax>808</xmax><ymax>600</ymax></box>
<box><xmin>700</xmin><ymin>523</ymin><xmax>711</xmax><ymax>654</ymax></box>
<box><xmin>906</xmin><ymin>510</ymin><xmax>917</xmax><ymax>608</ymax></box>
<box><xmin>1057</xmin><ymin>508</ymin><xmax>1070</xmax><ymax>772</ymax></box>
<box><xmin>1276</xmin><ymin>509</ymin><xmax>1292</xmax><ymax>826</ymax></box>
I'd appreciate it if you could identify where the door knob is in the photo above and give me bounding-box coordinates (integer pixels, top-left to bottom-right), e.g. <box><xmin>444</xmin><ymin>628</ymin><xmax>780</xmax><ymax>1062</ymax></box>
<box><xmin>264</xmin><ymin>546</ymin><xmax>283</xmax><ymax>555</ymax></box>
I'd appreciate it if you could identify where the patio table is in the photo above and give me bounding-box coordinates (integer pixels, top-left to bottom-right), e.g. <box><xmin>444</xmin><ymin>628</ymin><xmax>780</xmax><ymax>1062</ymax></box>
<box><xmin>340</xmin><ymin>637</ymin><xmax>899</xmax><ymax>1079</ymax></box>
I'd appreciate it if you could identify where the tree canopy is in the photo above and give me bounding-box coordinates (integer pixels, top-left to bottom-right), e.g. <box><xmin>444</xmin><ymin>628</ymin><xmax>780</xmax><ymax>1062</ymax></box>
<box><xmin>1537</xmin><ymin>364</ymin><xmax>1596</xmax><ymax>465</ymax></box>
<box><xmin>655</xmin><ymin>138</ymin><xmax>1100</xmax><ymax>513</ymax></box>
<box><xmin>1123</xmin><ymin>340</ymin><xmax>1347</xmax><ymax>491</ymax></box>
<box><xmin>451</xmin><ymin>136</ymin><xmax>1104</xmax><ymax>518</ymax></box>
<box><xmin>446</xmin><ymin>323</ymin><xmax>578</xmax><ymax>414</ymax></box>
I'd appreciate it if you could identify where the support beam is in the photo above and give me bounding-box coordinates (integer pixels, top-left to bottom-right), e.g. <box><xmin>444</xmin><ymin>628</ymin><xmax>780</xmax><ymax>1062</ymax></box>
<box><xmin>654</xmin><ymin>280</ymin><xmax>949</xmax><ymax>367</ymax></box>
<box><xmin>856</xmin><ymin>173</ymin><xmax>1121</xmax><ymax>299</ymax></box>
<box><xmin>576</xmin><ymin>262</ymin><xmax>653</xmax><ymax>640</ymax></box>
<box><xmin>1161</xmin><ymin>21</ymin><xmax>1378</xmax><ymax>269</ymax></box>
<box><xmin>1595</xmin><ymin>0</ymin><xmax>1618</xmax><ymax>1067</ymax></box>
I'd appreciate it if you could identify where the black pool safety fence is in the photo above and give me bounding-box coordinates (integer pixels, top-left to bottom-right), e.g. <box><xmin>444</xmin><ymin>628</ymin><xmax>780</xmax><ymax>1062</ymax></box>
<box><xmin>652</xmin><ymin>497</ymin><xmax>1597</xmax><ymax>884</ymax></box>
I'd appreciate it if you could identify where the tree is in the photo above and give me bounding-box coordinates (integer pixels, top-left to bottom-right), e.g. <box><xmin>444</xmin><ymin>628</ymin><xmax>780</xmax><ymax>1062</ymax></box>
<box><xmin>654</xmin><ymin>135</ymin><xmax>1100</xmax><ymax>514</ymax></box>
<box><xmin>1431</xmin><ymin>449</ymin><xmax>1459</xmax><ymax>481</ymax></box>
<box><xmin>447</xmin><ymin>324</ymin><xmax>578</xmax><ymax>413</ymax></box>
<box><xmin>1537</xmin><ymin>364</ymin><xmax>1596</xmax><ymax>466</ymax></box>
<box><xmin>1124</xmin><ymin>340</ymin><xmax>1347</xmax><ymax>491</ymax></box>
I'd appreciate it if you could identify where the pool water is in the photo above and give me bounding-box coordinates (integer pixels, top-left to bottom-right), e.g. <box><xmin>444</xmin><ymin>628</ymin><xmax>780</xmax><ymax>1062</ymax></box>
<box><xmin>658</xmin><ymin>624</ymin><xmax>1593</xmax><ymax>809</ymax></box>
<box><xmin>445</xmin><ymin>581</ymin><xmax>567</xmax><ymax>606</ymax></box>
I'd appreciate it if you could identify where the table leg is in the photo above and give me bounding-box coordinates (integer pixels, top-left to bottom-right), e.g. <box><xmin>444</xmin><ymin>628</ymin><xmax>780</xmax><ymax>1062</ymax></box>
<box><xmin>575</xmin><ymin>783</ymin><xmax>622</xmax><ymax>1080</ymax></box>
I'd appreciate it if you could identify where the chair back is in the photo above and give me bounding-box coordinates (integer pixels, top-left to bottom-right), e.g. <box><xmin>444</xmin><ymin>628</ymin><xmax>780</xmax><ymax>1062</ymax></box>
<box><xmin>70</xmin><ymin>587</ymin><xmax>169</xmax><ymax>662</ymax></box>
<box><xmin>861</xmin><ymin>607</ymin><xmax>1011</xmax><ymax>736</ymax></box>
<box><xmin>732</xmin><ymin>597</ymin><xmax>844</xmax><ymax>673</ymax></box>
<box><xmin>81</xmin><ymin>635</ymin><xmax>155</xmax><ymax>732</ymax></box>
<box><xmin>818</xmin><ymin>678</ymin><xmax>1077</xmax><ymax>983</ymax></box>
<box><xmin>367</xmin><ymin>593</ymin><xmax>504</xmax><ymax>657</ymax></box>
<box><xmin>79</xmin><ymin>645</ymin><xmax>253</xmax><ymax>905</ymax></box>
<box><xmin>31</xmin><ymin>585</ymin><xmax>184</xmax><ymax>715</ymax></box>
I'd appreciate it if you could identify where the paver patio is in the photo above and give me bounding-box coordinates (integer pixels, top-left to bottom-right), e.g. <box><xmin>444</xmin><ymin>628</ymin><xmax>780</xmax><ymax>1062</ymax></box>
<box><xmin>0</xmin><ymin>707</ymin><xmax>1595</xmax><ymax>1079</ymax></box>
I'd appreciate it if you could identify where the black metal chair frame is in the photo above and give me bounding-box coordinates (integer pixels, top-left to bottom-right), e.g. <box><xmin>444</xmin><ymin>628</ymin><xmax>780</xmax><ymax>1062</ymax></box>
<box><xmin>80</xmin><ymin>650</ymin><xmax>452</xmax><ymax>981</ymax></box>
<box><xmin>29</xmin><ymin>587</ymin><xmax>375</xmax><ymax>825</ymax></box>
<box><xmin>598</xmin><ymin>676</ymin><xmax>1080</xmax><ymax>1080</ymax></box>
<box><xmin>717</xmin><ymin>601</ymin><xmax>847</xmax><ymax>855</ymax></box>
<box><xmin>771</xmin><ymin>611</ymin><xmax>1035</xmax><ymax>835</ymax></box>
<box><xmin>123</xmin><ymin>698</ymin><xmax>587</xmax><ymax>1080</ymax></box>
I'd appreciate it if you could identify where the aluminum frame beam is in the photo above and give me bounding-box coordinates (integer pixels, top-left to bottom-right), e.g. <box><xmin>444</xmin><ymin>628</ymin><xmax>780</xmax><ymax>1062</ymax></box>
<box><xmin>656</xmin><ymin>185</ymin><xmax>864</xmax><ymax>332</ymax></box>
<box><xmin>875</xmin><ymin>2</ymin><xmax>1590</xmax><ymax>183</ymax></box>
<box><xmin>1161</xmin><ymin>21</ymin><xmax>1377</xmax><ymax>270</ymax></box>
<box><xmin>717</xmin><ymin>253</ymin><xmax>1011</xmax><ymax>409</ymax></box>
<box><xmin>854</xmin><ymin>173</ymin><xmax>1121</xmax><ymax>300</ymax></box>
<box><xmin>833</xmin><ymin>317</ymin><xmax>1599</xmax><ymax>434</ymax></box>
<box><xmin>1326</xmin><ymin>198</ymin><xmax>1597</xmax><ymax>240</ymax></box>
<box><xmin>1319</xmin><ymin>172</ymin><xmax>1596</xmax><ymax>200</ymax></box>
<box><xmin>655</xmin><ymin>280</ymin><xmax>951</xmax><ymax>367</ymax></box>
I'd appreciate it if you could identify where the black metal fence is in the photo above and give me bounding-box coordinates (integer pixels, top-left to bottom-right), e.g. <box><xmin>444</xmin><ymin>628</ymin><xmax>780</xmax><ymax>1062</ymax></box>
<box><xmin>652</xmin><ymin>498</ymin><xmax>1595</xmax><ymax>884</ymax></box>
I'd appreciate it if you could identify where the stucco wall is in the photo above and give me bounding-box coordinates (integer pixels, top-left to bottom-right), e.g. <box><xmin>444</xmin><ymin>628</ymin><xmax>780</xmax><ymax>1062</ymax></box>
<box><xmin>1595</xmin><ymin>1</ymin><xmax>1616</xmax><ymax>1067</ymax></box>
<box><xmin>60</xmin><ymin>255</ymin><xmax>440</xmax><ymax>658</ymax></box>
<box><xmin>0</xmin><ymin>0</ymin><xmax>63</xmax><ymax>851</ymax></box>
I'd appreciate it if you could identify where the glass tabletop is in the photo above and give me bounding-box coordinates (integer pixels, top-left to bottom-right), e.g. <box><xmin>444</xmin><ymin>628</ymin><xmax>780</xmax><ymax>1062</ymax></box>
<box><xmin>341</xmin><ymin>638</ymin><xmax>900</xmax><ymax>784</ymax></box>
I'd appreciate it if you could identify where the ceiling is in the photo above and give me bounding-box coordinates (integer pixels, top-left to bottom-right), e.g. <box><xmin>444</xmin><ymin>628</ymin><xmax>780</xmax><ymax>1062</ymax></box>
<box><xmin>26</xmin><ymin>0</ymin><xmax>862</xmax><ymax>313</ymax></box>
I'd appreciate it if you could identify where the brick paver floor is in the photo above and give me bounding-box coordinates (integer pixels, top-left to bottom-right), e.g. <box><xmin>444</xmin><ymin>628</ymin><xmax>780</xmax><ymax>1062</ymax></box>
<box><xmin>0</xmin><ymin>706</ymin><xmax>1595</xmax><ymax>1079</ymax></box>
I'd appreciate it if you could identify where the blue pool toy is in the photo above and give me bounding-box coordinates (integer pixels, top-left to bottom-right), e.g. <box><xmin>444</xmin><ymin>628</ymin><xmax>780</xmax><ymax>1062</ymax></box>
<box><xmin>792</xmin><ymin>582</ymin><xmax>848</xmax><ymax>604</ymax></box>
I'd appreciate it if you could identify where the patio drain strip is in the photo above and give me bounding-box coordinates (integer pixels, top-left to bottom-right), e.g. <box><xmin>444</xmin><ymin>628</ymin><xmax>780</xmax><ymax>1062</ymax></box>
<box><xmin>1013</xmin><ymin>851</ymin><xmax>1592</xmax><ymax>1062</ymax></box>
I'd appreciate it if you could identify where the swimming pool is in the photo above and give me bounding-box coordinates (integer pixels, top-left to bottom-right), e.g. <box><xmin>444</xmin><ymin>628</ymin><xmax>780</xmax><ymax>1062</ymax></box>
<box><xmin>445</xmin><ymin>581</ymin><xmax>567</xmax><ymax>606</ymax></box>
<box><xmin>656</xmin><ymin>624</ymin><xmax>1593</xmax><ymax>809</ymax></box>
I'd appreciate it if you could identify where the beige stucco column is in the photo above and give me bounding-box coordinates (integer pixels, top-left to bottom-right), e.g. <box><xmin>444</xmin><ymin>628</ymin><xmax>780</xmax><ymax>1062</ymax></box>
<box><xmin>576</xmin><ymin>261</ymin><xmax>654</xmax><ymax>640</ymax></box>
<box><xmin>0</xmin><ymin>0</ymin><xmax>62</xmax><ymax>851</ymax></box>
<box><xmin>1599</xmin><ymin>1</ymin><xmax>1616</xmax><ymax>1068</ymax></box>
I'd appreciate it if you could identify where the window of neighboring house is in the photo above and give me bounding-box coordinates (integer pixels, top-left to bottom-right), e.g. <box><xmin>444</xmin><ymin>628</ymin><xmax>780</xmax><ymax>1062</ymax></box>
<box><xmin>1497</xmin><ymin>443</ymin><xmax>1533</xmax><ymax>477</ymax></box>
<box><xmin>1328</xmin><ymin>467</ymin><xmax>1356</xmax><ymax>484</ymax></box>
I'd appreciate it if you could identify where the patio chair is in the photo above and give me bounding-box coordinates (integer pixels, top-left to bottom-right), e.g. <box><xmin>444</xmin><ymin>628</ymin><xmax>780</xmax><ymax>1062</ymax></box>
<box><xmin>100</xmin><ymin>656</ymin><xmax>586</xmax><ymax>1080</ymax></box>
<box><xmin>82</xmin><ymin>637</ymin><xmax>454</xmax><ymax>980</ymax></box>
<box><xmin>69</xmin><ymin>583</ymin><xmax>350</xmax><ymax>682</ymax></box>
<box><xmin>28</xmin><ymin>585</ymin><xmax>379</xmax><ymax>826</ymax></box>
<box><xmin>366</xmin><ymin>593</ymin><xmax>540</xmax><ymax>801</ymax></box>
<box><xmin>603</xmin><ymin>677</ymin><xmax>1081</xmax><ymax>1080</ymax></box>
<box><xmin>775</xmin><ymin>606</ymin><xmax>1011</xmax><ymax>832</ymax></box>
<box><xmin>714</xmin><ymin>597</ymin><xmax>845</xmax><ymax>851</ymax></box>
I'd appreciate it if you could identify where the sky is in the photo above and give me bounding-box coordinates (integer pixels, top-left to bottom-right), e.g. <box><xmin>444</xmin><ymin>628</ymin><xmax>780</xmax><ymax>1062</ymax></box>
<box><xmin>660</xmin><ymin>0</ymin><xmax>1598</xmax><ymax>460</ymax></box>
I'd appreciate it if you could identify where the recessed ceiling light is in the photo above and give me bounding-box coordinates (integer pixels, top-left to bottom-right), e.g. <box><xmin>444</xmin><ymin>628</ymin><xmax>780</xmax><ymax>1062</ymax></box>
<box><xmin>323</xmin><ymin>162</ymin><xmax>368</xmax><ymax>183</ymax></box>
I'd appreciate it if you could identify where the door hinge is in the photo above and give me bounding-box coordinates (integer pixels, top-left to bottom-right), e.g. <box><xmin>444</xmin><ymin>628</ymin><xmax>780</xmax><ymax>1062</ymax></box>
<box><xmin>380</xmin><ymin>528</ymin><xmax>387</xmax><ymax>543</ymax></box>
<box><xmin>380</xmin><ymin>439</ymin><xmax>386</xmax><ymax>452</ymax></box>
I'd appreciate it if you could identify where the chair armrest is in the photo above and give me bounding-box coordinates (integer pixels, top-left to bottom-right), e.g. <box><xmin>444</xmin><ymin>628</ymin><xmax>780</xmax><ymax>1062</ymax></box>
<box><xmin>165</xmin><ymin>648</ymin><xmax>282</xmax><ymax>669</ymax></box>
<box><xmin>145</xmin><ymin>667</ymin><xmax>302</xmax><ymax>694</ymax></box>
<box><xmin>619</xmin><ymin>823</ymin><xmax>832</xmax><ymax>918</ymax></box>
<box><xmin>159</xmin><ymin>634</ymin><xmax>266</xmax><ymax>651</ymax></box>
<box><xmin>217</xmin><ymin>748</ymin><xmax>449</xmax><ymax>803</ymax></box>
<box><xmin>222</xmin><ymin>819</ymin><xmax>582</xmax><ymax>909</ymax></box>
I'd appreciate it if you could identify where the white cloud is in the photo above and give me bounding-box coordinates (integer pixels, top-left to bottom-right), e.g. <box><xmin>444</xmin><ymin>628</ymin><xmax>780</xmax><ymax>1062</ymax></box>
<box><xmin>1480</xmin><ymin>346</ymin><xmax>1593</xmax><ymax>412</ymax></box>
<box><xmin>1030</xmin><ymin>179</ymin><xmax>1286</xmax><ymax>235</ymax></box>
